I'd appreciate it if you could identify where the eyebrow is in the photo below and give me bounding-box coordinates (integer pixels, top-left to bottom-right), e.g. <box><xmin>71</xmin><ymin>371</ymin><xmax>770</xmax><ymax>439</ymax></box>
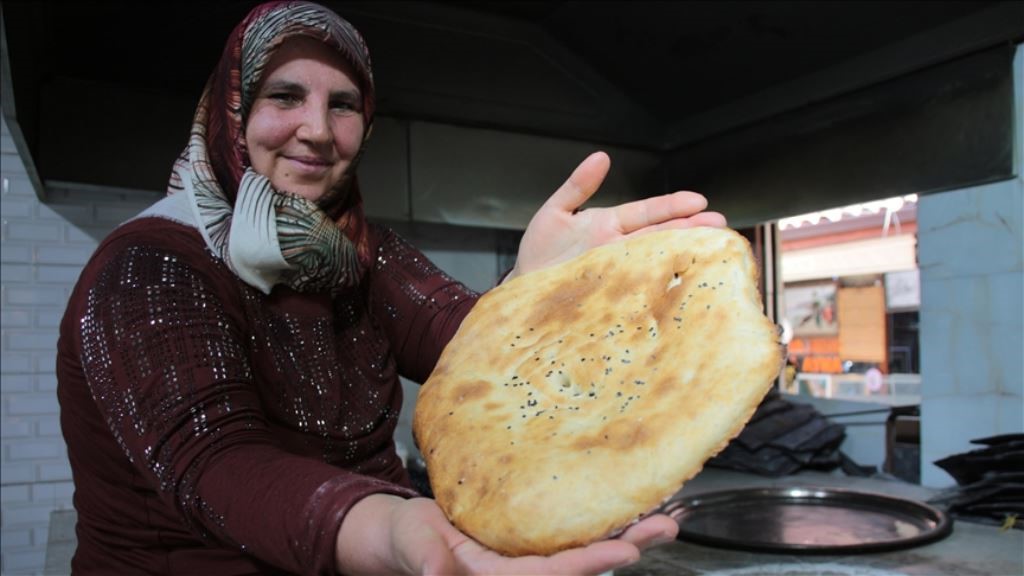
<box><xmin>260</xmin><ymin>80</ymin><xmax>305</xmax><ymax>94</ymax></box>
<box><xmin>259</xmin><ymin>80</ymin><xmax>361</xmax><ymax>101</ymax></box>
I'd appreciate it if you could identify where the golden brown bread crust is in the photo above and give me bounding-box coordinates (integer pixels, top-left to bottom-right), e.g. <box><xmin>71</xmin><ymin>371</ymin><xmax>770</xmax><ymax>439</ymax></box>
<box><xmin>413</xmin><ymin>227</ymin><xmax>783</xmax><ymax>556</ymax></box>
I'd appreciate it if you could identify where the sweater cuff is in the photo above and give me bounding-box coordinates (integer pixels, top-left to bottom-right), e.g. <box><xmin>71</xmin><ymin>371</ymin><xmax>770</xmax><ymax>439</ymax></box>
<box><xmin>306</xmin><ymin>475</ymin><xmax>420</xmax><ymax>576</ymax></box>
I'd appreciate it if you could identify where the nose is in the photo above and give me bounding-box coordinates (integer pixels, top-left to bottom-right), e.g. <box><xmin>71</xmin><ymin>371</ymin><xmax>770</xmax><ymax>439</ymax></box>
<box><xmin>295</xmin><ymin>103</ymin><xmax>331</xmax><ymax>145</ymax></box>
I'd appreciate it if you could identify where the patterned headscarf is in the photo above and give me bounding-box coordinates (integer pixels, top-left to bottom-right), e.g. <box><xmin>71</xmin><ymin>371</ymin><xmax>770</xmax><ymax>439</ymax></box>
<box><xmin>167</xmin><ymin>1</ymin><xmax>375</xmax><ymax>294</ymax></box>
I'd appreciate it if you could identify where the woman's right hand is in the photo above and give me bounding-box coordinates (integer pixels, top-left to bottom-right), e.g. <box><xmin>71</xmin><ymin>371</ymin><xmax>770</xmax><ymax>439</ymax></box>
<box><xmin>336</xmin><ymin>494</ymin><xmax>678</xmax><ymax>575</ymax></box>
<box><xmin>504</xmin><ymin>151</ymin><xmax>726</xmax><ymax>283</ymax></box>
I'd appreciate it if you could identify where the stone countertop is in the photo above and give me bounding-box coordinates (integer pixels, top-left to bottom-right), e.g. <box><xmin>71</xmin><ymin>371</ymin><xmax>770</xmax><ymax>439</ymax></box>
<box><xmin>620</xmin><ymin>468</ymin><xmax>1023</xmax><ymax>576</ymax></box>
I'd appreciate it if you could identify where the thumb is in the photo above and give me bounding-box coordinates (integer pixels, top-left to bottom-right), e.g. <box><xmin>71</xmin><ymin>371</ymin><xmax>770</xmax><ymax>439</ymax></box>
<box><xmin>544</xmin><ymin>151</ymin><xmax>611</xmax><ymax>213</ymax></box>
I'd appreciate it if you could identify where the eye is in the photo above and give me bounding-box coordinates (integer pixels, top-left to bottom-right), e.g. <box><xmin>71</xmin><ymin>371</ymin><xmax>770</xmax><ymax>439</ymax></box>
<box><xmin>269</xmin><ymin>92</ymin><xmax>302</xmax><ymax>106</ymax></box>
<box><xmin>330</xmin><ymin>98</ymin><xmax>360</xmax><ymax>114</ymax></box>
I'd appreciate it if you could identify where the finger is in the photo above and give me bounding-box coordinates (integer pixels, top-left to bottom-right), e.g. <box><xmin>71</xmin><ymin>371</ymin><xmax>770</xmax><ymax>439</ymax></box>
<box><xmin>548</xmin><ymin>539</ymin><xmax>641</xmax><ymax>574</ymax></box>
<box><xmin>623</xmin><ymin>211</ymin><xmax>729</xmax><ymax>239</ymax></box>
<box><xmin>543</xmin><ymin>151</ymin><xmax>611</xmax><ymax>214</ymax></box>
<box><xmin>492</xmin><ymin>540</ymin><xmax>640</xmax><ymax>576</ymax></box>
<box><xmin>616</xmin><ymin>514</ymin><xmax>679</xmax><ymax>550</ymax></box>
<box><xmin>612</xmin><ymin>191</ymin><xmax>711</xmax><ymax>234</ymax></box>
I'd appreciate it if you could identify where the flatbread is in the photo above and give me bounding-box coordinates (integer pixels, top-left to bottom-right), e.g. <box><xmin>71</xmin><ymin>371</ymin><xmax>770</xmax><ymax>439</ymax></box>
<box><xmin>413</xmin><ymin>227</ymin><xmax>782</xmax><ymax>556</ymax></box>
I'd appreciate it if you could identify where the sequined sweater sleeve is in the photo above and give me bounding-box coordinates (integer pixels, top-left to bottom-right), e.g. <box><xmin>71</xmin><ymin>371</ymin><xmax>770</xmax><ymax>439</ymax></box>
<box><xmin>57</xmin><ymin>219</ymin><xmax>420</xmax><ymax>576</ymax></box>
<box><xmin>366</xmin><ymin>225</ymin><xmax>481</xmax><ymax>383</ymax></box>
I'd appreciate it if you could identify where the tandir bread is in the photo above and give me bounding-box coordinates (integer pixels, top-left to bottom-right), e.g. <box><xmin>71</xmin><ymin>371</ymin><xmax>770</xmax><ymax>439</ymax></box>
<box><xmin>413</xmin><ymin>227</ymin><xmax>783</xmax><ymax>556</ymax></box>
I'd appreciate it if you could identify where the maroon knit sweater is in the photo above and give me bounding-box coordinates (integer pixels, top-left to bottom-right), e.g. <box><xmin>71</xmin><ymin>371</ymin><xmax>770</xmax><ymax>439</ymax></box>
<box><xmin>56</xmin><ymin>217</ymin><xmax>479</xmax><ymax>575</ymax></box>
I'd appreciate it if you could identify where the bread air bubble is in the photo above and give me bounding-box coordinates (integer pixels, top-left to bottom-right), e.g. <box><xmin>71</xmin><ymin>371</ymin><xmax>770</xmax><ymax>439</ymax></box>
<box><xmin>666</xmin><ymin>272</ymin><xmax>683</xmax><ymax>291</ymax></box>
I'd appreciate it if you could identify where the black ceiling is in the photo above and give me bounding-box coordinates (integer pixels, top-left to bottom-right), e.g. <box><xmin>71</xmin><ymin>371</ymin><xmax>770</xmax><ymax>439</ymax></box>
<box><xmin>444</xmin><ymin>1</ymin><xmax>995</xmax><ymax>119</ymax></box>
<box><xmin>1</xmin><ymin>0</ymin><xmax>1021</xmax><ymax>195</ymax></box>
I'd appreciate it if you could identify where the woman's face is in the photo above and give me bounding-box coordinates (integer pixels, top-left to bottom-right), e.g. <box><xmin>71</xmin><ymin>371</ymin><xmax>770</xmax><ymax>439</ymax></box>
<box><xmin>245</xmin><ymin>36</ymin><xmax>366</xmax><ymax>203</ymax></box>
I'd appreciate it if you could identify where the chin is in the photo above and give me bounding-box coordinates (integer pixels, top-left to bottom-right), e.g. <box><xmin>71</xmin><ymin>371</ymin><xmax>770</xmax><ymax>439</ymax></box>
<box><xmin>301</xmin><ymin>190</ymin><xmax>329</xmax><ymax>203</ymax></box>
<box><xmin>279</xmin><ymin>185</ymin><xmax>327</xmax><ymax>204</ymax></box>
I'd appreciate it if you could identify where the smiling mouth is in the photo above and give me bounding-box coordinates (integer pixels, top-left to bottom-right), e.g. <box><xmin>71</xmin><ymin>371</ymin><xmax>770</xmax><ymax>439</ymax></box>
<box><xmin>288</xmin><ymin>156</ymin><xmax>333</xmax><ymax>167</ymax></box>
<box><xmin>285</xmin><ymin>156</ymin><xmax>337</xmax><ymax>178</ymax></box>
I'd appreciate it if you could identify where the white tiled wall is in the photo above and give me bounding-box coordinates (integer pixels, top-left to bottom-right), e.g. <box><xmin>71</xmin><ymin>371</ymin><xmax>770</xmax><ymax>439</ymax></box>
<box><xmin>1</xmin><ymin>115</ymin><xmax>160</xmax><ymax>573</ymax></box>
<box><xmin>916</xmin><ymin>44</ymin><xmax>1024</xmax><ymax>487</ymax></box>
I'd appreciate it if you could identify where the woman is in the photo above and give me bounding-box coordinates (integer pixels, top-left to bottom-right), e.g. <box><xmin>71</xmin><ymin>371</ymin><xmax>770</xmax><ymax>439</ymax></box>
<box><xmin>56</xmin><ymin>2</ymin><xmax>726</xmax><ymax>574</ymax></box>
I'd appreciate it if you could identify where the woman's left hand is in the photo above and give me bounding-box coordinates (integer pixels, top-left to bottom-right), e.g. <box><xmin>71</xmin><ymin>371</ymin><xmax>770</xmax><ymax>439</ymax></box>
<box><xmin>395</xmin><ymin>497</ymin><xmax>679</xmax><ymax>576</ymax></box>
<box><xmin>506</xmin><ymin>151</ymin><xmax>727</xmax><ymax>281</ymax></box>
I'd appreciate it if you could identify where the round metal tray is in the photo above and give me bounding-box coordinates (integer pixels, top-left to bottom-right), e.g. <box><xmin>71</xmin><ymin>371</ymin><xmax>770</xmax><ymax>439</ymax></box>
<box><xmin>663</xmin><ymin>486</ymin><xmax>953</xmax><ymax>554</ymax></box>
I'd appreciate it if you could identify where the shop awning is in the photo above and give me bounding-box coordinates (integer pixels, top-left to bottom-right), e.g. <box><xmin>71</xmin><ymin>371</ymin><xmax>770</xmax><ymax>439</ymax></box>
<box><xmin>781</xmin><ymin>234</ymin><xmax>917</xmax><ymax>282</ymax></box>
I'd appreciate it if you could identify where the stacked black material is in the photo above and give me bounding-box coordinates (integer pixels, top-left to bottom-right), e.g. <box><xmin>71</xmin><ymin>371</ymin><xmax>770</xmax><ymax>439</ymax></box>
<box><xmin>929</xmin><ymin>434</ymin><xmax>1024</xmax><ymax>530</ymax></box>
<box><xmin>707</xmin><ymin>389</ymin><xmax>852</xmax><ymax>477</ymax></box>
